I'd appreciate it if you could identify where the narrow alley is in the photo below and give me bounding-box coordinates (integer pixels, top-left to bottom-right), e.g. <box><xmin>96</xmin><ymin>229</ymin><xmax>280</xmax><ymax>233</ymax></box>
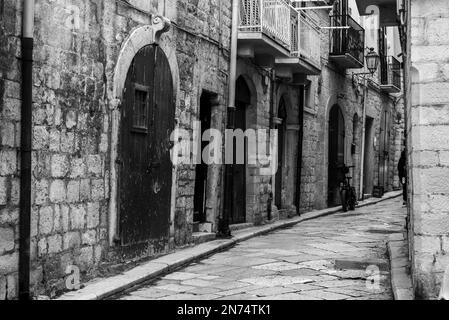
<box><xmin>118</xmin><ymin>197</ymin><xmax>407</xmax><ymax>301</ymax></box>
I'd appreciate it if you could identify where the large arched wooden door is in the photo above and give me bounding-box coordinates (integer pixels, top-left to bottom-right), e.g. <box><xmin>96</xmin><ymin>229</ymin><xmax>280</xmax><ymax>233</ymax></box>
<box><xmin>119</xmin><ymin>45</ymin><xmax>174</xmax><ymax>246</ymax></box>
<box><xmin>328</xmin><ymin>105</ymin><xmax>345</xmax><ymax>207</ymax></box>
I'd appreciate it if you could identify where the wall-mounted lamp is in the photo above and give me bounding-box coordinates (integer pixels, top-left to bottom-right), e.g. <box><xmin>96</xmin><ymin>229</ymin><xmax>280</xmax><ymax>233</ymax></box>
<box><xmin>365</xmin><ymin>48</ymin><xmax>380</xmax><ymax>75</ymax></box>
<box><xmin>352</xmin><ymin>47</ymin><xmax>380</xmax><ymax>87</ymax></box>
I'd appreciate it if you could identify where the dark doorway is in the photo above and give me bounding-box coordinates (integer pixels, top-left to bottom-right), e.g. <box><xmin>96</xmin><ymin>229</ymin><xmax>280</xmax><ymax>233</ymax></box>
<box><xmin>119</xmin><ymin>45</ymin><xmax>174</xmax><ymax>246</ymax></box>
<box><xmin>364</xmin><ymin>117</ymin><xmax>375</xmax><ymax>196</ymax></box>
<box><xmin>228</xmin><ymin>77</ymin><xmax>250</xmax><ymax>224</ymax></box>
<box><xmin>328</xmin><ymin>105</ymin><xmax>345</xmax><ymax>207</ymax></box>
<box><xmin>194</xmin><ymin>93</ymin><xmax>212</xmax><ymax>223</ymax></box>
<box><xmin>275</xmin><ymin>97</ymin><xmax>287</xmax><ymax>209</ymax></box>
<box><xmin>379</xmin><ymin>109</ymin><xmax>390</xmax><ymax>189</ymax></box>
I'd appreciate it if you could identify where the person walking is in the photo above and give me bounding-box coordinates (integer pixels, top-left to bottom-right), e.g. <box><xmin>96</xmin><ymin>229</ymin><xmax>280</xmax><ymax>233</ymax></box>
<box><xmin>398</xmin><ymin>150</ymin><xmax>407</xmax><ymax>205</ymax></box>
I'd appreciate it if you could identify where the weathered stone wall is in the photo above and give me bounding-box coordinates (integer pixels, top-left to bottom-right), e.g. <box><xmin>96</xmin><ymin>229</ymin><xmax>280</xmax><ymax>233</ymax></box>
<box><xmin>0</xmin><ymin>0</ymin><xmax>21</xmax><ymax>300</ymax></box>
<box><xmin>407</xmin><ymin>0</ymin><xmax>449</xmax><ymax>299</ymax></box>
<box><xmin>0</xmin><ymin>0</ymin><xmax>231</xmax><ymax>299</ymax></box>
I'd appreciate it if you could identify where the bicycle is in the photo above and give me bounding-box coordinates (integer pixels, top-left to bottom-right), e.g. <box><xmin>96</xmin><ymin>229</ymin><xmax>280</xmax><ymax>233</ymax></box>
<box><xmin>339</xmin><ymin>165</ymin><xmax>358</xmax><ymax>212</ymax></box>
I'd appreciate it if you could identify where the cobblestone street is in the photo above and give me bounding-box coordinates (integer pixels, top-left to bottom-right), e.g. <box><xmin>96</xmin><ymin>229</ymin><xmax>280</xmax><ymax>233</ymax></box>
<box><xmin>118</xmin><ymin>197</ymin><xmax>407</xmax><ymax>300</ymax></box>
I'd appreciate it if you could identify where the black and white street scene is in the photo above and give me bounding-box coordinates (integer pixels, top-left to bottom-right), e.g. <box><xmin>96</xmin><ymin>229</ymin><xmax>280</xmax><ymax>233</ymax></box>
<box><xmin>1</xmin><ymin>0</ymin><xmax>449</xmax><ymax>302</ymax></box>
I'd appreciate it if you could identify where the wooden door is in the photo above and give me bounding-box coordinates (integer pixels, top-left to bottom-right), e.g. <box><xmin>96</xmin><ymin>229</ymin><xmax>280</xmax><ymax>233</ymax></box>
<box><xmin>119</xmin><ymin>45</ymin><xmax>174</xmax><ymax>246</ymax></box>
<box><xmin>231</xmin><ymin>102</ymin><xmax>247</xmax><ymax>224</ymax></box>
<box><xmin>275</xmin><ymin>98</ymin><xmax>287</xmax><ymax>209</ymax></box>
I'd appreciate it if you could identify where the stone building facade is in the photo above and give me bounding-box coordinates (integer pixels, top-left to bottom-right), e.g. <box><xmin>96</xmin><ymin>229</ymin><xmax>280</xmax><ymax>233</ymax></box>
<box><xmin>297</xmin><ymin>3</ymin><xmax>403</xmax><ymax>212</ymax></box>
<box><xmin>402</xmin><ymin>0</ymin><xmax>449</xmax><ymax>300</ymax></box>
<box><xmin>0</xmin><ymin>0</ymin><xmax>403</xmax><ymax>299</ymax></box>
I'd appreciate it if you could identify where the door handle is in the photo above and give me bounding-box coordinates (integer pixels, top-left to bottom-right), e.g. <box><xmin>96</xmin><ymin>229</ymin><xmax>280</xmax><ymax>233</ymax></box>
<box><xmin>149</xmin><ymin>162</ymin><xmax>161</xmax><ymax>168</ymax></box>
<box><xmin>146</xmin><ymin>162</ymin><xmax>161</xmax><ymax>174</ymax></box>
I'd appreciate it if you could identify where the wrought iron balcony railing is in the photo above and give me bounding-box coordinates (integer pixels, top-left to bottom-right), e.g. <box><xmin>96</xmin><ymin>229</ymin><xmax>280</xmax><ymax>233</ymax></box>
<box><xmin>239</xmin><ymin>0</ymin><xmax>292</xmax><ymax>50</ymax></box>
<box><xmin>291</xmin><ymin>11</ymin><xmax>321</xmax><ymax>68</ymax></box>
<box><xmin>380</xmin><ymin>56</ymin><xmax>402</xmax><ymax>92</ymax></box>
<box><xmin>329</xmin><ymin>14</ymin><xmax>365</xmax><ymax>68</ymax></box>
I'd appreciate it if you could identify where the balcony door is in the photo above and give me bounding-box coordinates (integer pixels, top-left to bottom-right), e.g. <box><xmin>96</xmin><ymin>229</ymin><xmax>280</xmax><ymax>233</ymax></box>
<box><xmin>331</xmin><ymin>0</ymin><xmax>349</xmax><ymax>53</ymax></box>
<box><xmin>333</xmin><ymin>0</ymin><xmax>348</xmax><ymax>16</ymax></box>
<box><xmin>379</xmin><ymin>27</ymin><xmax>389</xmax><ymax>85</ymax></box>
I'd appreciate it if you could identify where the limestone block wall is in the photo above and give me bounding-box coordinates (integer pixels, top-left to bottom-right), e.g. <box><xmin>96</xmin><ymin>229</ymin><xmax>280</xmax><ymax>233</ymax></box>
<box><xmin>408</xmin><ymin>0</ymin><xmax>449</xmax><ymax>300</ymax></box>
<box><xmin>0</xmin><ymin>0</ymin><xmax>21</xmax><ymax>300</ymax></box>
<box><xmin>0</xmin><ymin>0</ymin><xmax>231</xmax><ymax>299</ymax></box>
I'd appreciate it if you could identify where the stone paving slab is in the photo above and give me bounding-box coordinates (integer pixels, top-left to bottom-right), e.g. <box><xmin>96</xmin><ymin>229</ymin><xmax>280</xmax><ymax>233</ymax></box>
<box><xmin>57</xmin><ymin>191</ymin><xmax>402</xmax><ymax>300</ymax></box>
<box><xmin>115</xmin><ymin>196</ymin><xmax>405</xmax><ymax>301</ymax></box>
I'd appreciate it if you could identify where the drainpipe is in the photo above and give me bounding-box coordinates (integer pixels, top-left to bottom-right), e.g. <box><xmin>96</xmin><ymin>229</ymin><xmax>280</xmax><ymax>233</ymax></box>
<box><xmin>19</xmin><ymin>0</ymin><xmax>35</xmax><ymax>301</ymax></box>
<box><xmin>218</xmin><ymin>0</ymin><xmax>239</xmax><ymax>238</ymax></box>
<box><xmin>359</xmin><ymin>77</ymin><xmax>368</xmax><ymax>201</ymax></box>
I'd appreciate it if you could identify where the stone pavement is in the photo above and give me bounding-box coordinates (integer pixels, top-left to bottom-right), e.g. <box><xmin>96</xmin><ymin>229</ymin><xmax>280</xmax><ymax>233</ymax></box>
<box><xmin>118</xmin><ymin>197</ymin><xmax>407</xmax><ymax>300</ymax></box>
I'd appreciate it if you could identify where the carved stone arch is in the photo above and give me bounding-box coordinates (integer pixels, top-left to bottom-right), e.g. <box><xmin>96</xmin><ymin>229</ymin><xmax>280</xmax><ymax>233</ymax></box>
<box><xmin>108</xmin><ymin>20</ymin><xmax>180</xmax><ymax>245</ymax></box>
<box><xmin>110</xmin><ymin>19</ymin><xmax>177</xmax><ymax>104</ymax></box>
<box><xmin>275</xmin><ymin>86</ymin><xmax>293</xmax><ymax>121</ymax></box>
<box><xmin>234</xmin><ymin>73</ymin><xmax>258</xmax><ymax>129</ymax></box>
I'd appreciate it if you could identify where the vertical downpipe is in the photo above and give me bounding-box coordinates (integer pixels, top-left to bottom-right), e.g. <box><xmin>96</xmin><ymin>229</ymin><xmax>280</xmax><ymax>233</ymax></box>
<box><xmin>218</xmin><ymin>0</ymin><xmax>239</xmax><ymax>237</ymax></box>
<box><xmin>19</xmin><ymin>0</ymin><xmax>35</xmax><ymax>300</ymax></box>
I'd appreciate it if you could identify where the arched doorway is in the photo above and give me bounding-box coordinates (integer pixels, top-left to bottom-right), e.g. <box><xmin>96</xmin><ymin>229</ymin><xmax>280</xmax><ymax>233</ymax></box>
<box><xmin>228</xmin><ymin>76</ymin><xmax>251</xmax><ymax>224</ymax></box>
<box><xmin>328</xmin><ymin>104</ymin><xmax>345</xmax><ymax>207</ymax></box>
<box><xmin>193</xmin><ymin>92</ymin><xmax>212</xmax><ymax>225</ymax></box>
<box><xmin>275</xmin><ymin>97</ymin><xmax>288</xmax><ymax>209</ymax></box>
<box><xmin>118</xmin><ymin>45</ymin><xmax>174</xmax><ymax>246</ymax></box>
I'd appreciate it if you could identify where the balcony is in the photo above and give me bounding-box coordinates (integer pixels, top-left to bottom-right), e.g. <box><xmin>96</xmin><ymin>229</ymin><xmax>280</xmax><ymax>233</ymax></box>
<box><xmin>329</xmin><ymin>14</ymin><xmax>365</xmax><ymax>69</ymax></box>
<box><xmin>275</xmin><ymin>10</ymin><xmax>322</xmax><ymax>76</ymax></box>
<box><xmin>380</xmin><ymin>56</ymin><xmax>402</xmax><ymax>93</ymax></box>
<box><xmin>238</xmin><ymin>0</ymin><xmax>292</xmax><ymax>60</ymax></box>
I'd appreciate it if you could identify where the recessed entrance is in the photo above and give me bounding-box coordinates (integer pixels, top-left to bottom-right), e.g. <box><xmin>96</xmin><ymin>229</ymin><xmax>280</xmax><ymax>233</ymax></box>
<box><xmin>364</xmin><ymin>116</ymin><xmax>375</xmax><ymax>196</ymax></box>
<box><xmin>328</xmin><ymin>104</ymin><xmax>345</xmax><ymax>207</ymax></box>
<box><xmin>227</xmin><ymin>76</ymin><xmax>251</xmax><ymax>225</ymax></box>
<box><xmin>194</xmin><ymin>92</ymin><xmax>212</xmax><ymax>224</ymax></box>
<box><xmin>378</xmin><ymin>109</ymin><xmax>390</xmax><ymax>189</ymax></box>
<box><xmin>275</xmin><ymin>97</ymin><xmax>288</xmax><ymax>209</ymax></box>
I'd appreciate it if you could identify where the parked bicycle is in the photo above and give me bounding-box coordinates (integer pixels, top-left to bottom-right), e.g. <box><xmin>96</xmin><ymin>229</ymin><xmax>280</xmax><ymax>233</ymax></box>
<box><xmin>338</xmin><ymin>165</ymin><xmax>358</xmax><ymax>212</ymax></box>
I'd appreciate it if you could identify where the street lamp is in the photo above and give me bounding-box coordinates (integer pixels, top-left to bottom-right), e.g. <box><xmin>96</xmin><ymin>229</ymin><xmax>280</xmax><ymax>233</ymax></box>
<box><xmin>365</xmin><ymin>47</ymin><xmax>380</xmax><ymax>75</ymax></box>
<box><xmin>352</xmin><ymin>47</ymin><xmax>380</xmax><ymax>86</ymax></box>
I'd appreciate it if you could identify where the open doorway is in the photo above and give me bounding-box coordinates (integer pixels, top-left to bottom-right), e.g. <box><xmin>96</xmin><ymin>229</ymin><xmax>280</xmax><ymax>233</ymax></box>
<box><xmin>379</xmin><ymin>109</ymin><xmax>390</xmax><ymax>190</ymax></box>
<box><xmin>226</xmin><ymin>76</ymin><xmax>251</xmax><ymax>224</ymax></box>
<box><xmin>364</xmin><ymin>116</ymin><xmax>375</xmax><ymax>196</ymax></box>
<box><xmin>275</xmin><ymin>97</ymin><xmax>288</xmax><ymax>209</ymax></box>
<box><xmin>328</xmin><ymin>104</ymin><xmax>345</xmax><ymax>207</ymax></box>
<box><xmin>193</xmin><ymin>92</ymin><xmax>213</xmax><ymax>224</ymax></box>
